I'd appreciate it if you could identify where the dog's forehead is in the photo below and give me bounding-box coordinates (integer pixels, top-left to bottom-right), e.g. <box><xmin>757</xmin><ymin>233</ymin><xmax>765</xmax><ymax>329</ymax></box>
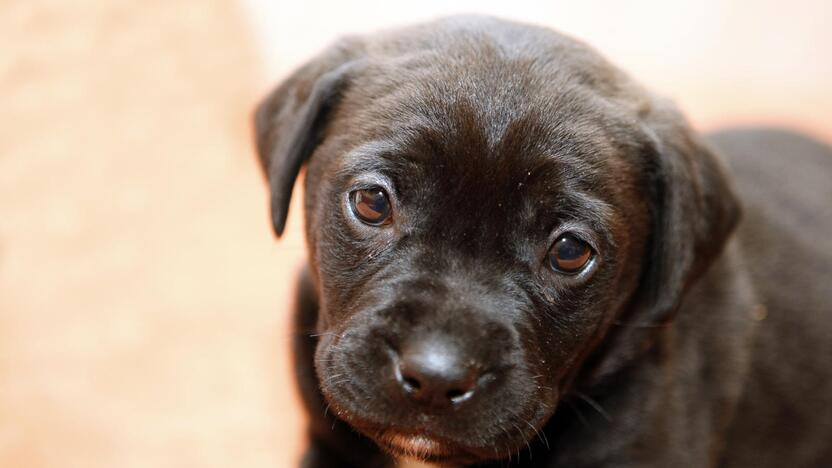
<box><xmin>341</xmin><ymin>101</ymin><xmax>615</xmax><ymax>185</ymax></box>
<box><xmin>339</xmin><ymin>77</ymin><xmax>638</xmax><ymax>196</ymax></box>
<box><xmin>325</xmin><ymin>30</ymin><xmax>648</xmax><ymax>250</ymax></box>
<box><xmin>338</xmin><ymin>57</ymin><xmax>643</xmax><ymax>179</ymax></box>
<box><xmin>337</xmin><ymin>102</ymin><xmax>627</xmax><ymax>253</ymax></box>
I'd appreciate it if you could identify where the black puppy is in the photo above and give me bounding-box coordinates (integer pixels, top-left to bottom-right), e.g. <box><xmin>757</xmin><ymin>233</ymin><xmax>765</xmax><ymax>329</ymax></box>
<box><xmin>253</xmin><ymin>16</ymin><xmax>832</xmax><ymax>468</ymax></box>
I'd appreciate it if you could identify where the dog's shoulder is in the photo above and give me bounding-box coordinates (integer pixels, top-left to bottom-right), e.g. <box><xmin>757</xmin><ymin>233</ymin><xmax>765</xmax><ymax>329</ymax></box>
<box><xmin>704</xmin><ymin>128</ymin><xmax>832</xmax><ymax>467</ymax></box>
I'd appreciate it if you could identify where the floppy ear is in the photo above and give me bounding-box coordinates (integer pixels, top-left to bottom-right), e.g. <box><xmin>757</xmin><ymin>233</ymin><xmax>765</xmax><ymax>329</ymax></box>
<box><xmin>253</xmin><ymin>43</ymin><xmax>363</xmax><ymax>236</ymax></box>
<box><xmin>582</xmin><ymin>99</ymin><xmax>741</xmax><ymax>385</ymax></box>
<box><xmin>636</xmin><ymin>98</ymin><xmax>741</xmax><ymax>324</ymax></box>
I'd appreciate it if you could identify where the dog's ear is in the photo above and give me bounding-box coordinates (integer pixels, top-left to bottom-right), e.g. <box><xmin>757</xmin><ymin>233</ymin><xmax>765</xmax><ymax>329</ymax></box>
<box><xmin>636</xmin><ymin>98</ymin><xmax>741</xmax><ymax>324</ymax></box>
<box><xmin>253</xmin><ymin>42</ymin><xmax>364</xmax><ymax>236</ymax></box>
<box><xmin>583</xmin><ymin>98</ymin><xmax>741</xmax><ymax>384</ymax></box>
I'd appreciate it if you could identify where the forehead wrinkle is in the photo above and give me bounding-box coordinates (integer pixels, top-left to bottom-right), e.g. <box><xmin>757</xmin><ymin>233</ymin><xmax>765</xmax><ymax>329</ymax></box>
<box><xmin>336</xmin><ymin>139</ymin><xmax>401</xmax><ymax>178</ymax></box>
<box><xmin>561</xmin><ymin>190</ymin><xmax>615</xmax><ymax>229</ymax></box>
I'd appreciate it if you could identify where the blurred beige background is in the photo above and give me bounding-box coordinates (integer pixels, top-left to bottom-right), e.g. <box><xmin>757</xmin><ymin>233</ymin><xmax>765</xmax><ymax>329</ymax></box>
<box><xmin>1</xmin><ymin>1</ymin><xmax>829</xmax><ymax>467</ymax></box>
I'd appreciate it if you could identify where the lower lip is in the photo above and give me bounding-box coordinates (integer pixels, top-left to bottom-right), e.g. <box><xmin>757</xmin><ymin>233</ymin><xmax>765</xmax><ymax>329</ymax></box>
<box><xmin>384</xmin><ymin>432</ymin><xmax>451</xmax><ymax>459</ymax></box>
<box><xmin>398</xmin><ymin>458</ymin><xmax>444</xmax><ymax>468</ymax></box>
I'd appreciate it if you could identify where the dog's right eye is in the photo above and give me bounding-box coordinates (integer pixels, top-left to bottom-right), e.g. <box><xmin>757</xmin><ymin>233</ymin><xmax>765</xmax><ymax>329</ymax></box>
<box><xmin>549</xmin><ymin>233</ymin><xmax>593</xmax><ymax>274</ymax></box>
<box><xmin>350</xmin><ymin>186</ymin><xmax>392</xmax><ymax>226</ymax></box>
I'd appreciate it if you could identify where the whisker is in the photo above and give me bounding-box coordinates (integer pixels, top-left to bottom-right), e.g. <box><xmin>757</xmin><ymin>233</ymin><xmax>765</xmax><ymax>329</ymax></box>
<box><xmin>498</xmin><ymin>425</ymin><xmax>513</xmax><ymax>464</ymax></box>
<box><xmin>523</xmin><ymin>418</ymin><xmax>549</xmax><ymax>449</ymax></box>
<box><xmin>576</xmin><ymin>392</ymin><xmax>612</xmax><ymax>422</ymax></box>
<box><xmin>511</xmin><ymin>421</ymin><xmax>532</xmax><ymax>461</ymax></box>
<box><xmin>308</xmin><ymin>331</ymin><xmax>338</xmax><ymax>337</ymax></box>
<box><xmin>612</xmin><ymin>319</ymin><xmax>670</xmax><ymax>329</ymax></box>
<box><xmin>566</xmin><ymin>401</ymin><xmax>591</xmax><ymax>430</ymax></box>
<box><xmin>322</xmin><ymin>378</ymin><xmax>351</xmax><ymax>389</ymax></box>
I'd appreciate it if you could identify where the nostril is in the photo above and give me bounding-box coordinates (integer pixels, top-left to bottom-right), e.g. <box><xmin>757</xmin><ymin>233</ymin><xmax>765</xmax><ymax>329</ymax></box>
<box><xmin>394</xmin><ymin>339</ymin><xmax>485</xmax><ymax>406</ymax></box>
<box><xmin>402</xmin><ymin>374</ymin><xmax>421</xmax><ymax>393</ymax></box>
<box><xmin>445</xmin><ymin>387</ymin><xmax>471</xmax><ymax>403</ymax></box>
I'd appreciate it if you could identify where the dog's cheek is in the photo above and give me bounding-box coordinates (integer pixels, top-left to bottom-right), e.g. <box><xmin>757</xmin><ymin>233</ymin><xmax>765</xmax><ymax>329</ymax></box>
<box><xmin>303</xmin><ymin>143</ymin><xmax>359</xmax><ymax>284</ymax></box>
<box><xmin>522</xmin><ymin>280</ymin><xmax>616</xmax><ymax>381</ymax></box>
<box><xmin>310</xmin><ymin>228</ymin><xmax>376</xmax><ymax>322</ymax></box>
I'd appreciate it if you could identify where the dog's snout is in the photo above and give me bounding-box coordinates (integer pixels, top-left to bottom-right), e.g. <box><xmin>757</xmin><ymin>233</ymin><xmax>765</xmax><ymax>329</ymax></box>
<box><xmin>394</xmin><ymin>335</ymin><xmax>483</xmax><ymax>407</ymax></box>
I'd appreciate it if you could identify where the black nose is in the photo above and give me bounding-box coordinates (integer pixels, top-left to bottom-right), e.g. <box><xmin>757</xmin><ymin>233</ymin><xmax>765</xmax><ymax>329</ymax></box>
<box><xmin>394</xmin><ymin>335</ymin><xmax>482</xmax><ymax>407</ymax></box>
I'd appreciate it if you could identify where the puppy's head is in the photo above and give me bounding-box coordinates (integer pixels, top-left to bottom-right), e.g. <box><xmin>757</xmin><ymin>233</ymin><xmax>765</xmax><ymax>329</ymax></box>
<box><xmin>254</xmin><ymin>17</ymin><xmax>739</xmax><ymax>465</ymax></box>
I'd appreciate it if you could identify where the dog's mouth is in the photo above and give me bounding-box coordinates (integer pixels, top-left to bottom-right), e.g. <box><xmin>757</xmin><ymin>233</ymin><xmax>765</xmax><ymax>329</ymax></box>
<box><xmin>377</xmin><ymin>430</ymin><xmax>479</xmax><ymax>465</ymax></box>
<box><xmin>381</xmin><ymin>431</ymin><xmax>449</xmax><ymax>457</ymax></box>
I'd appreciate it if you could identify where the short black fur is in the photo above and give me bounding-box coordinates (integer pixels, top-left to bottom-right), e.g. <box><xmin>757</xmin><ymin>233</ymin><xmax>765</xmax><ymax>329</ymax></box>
<box><xmin>253</xmin><ymin>15</ymin><xmax>832</xmax><ymax>468</ymax></box>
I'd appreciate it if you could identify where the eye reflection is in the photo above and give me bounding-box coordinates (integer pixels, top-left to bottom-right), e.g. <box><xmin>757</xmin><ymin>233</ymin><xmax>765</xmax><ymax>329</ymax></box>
<box><xmin>350</xmin><ymin>186</ymin><xmax>392</xmax><ymax>225</ymax></box>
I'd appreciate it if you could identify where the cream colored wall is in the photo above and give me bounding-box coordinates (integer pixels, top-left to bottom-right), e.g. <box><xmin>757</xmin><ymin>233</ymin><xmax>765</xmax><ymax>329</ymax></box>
<box><xmin>1</xmin><ymin>1</ymin><xmax>829</xmax><ymax>467</ymax></box>
<box><xmin>0</xmin><ymin>1</ymin><xmax>304</xmax><ymax>467</ymax></box>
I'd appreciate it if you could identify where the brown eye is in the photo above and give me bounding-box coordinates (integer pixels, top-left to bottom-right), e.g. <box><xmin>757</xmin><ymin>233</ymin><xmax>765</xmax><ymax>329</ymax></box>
<box><xmin>350</xmin><ymin>186</ymin><xmax>392</xmax><ymax>225</ymax></box>
<box><xmin>549</xmin><ymin>234</ymin><xmax>593</xmax><ymax>274</ymax></box>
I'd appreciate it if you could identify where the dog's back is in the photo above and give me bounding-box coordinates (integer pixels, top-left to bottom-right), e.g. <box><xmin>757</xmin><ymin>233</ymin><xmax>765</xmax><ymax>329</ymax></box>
<box><xmin>707</xmin><ymin>128</ymin><xmax>832</xmax><ymax>467</ymax></box>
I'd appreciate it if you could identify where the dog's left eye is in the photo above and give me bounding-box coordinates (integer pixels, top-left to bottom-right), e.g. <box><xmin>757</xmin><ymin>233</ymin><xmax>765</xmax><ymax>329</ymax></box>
<box><xmin>350</xmin><ymin>186</ymin><xmax>392</xmax><ymax>226</ymax></box>
<box><xmin>549</xmin><ymin>234</ymin><xmax>593</xmax><ymax>274</ymax></box>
